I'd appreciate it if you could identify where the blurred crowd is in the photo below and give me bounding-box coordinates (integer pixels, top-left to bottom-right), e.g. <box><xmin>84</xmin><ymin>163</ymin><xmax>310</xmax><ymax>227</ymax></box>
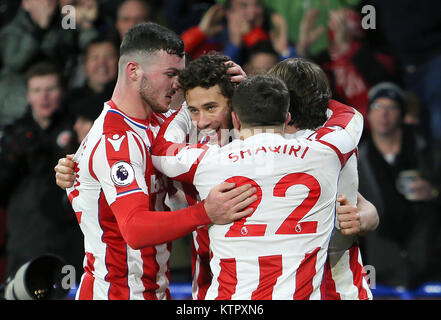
<box><xmin>0</xmin><ymin>0</ymin><xmax>440</xmax><ymax>295</ymax></box>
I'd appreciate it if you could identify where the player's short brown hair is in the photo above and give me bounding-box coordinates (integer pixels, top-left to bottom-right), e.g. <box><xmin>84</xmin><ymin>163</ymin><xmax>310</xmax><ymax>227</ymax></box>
<box><xmin>178</xmin><ymin>53</ymin><xmax>235</xmax><ymax>106</ymax></box>
<box><xmin>268</xmin><ymin>58</ymin><xmax>330</xmax><ymax>130</ymax></box>
<box><xmin>120</xmin><ymin>22</ymin><xmax>184</xmax><ymax>58</ymax></box>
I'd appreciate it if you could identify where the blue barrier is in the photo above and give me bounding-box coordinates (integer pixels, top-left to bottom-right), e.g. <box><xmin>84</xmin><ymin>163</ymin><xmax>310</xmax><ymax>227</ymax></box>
<box><xmin>371</xmin><ymin>283</ymin><xmax>441</xmax><ymax>299</ymax></box>
<box><xmin>65</xmin><ymin>282</ymin><xmax>193</xmax><ymax>300</ymax></box>
<box><xmin>65</xmin><ymin>282</ymin><xmax>441</xmax><ymax>300</ymax></box>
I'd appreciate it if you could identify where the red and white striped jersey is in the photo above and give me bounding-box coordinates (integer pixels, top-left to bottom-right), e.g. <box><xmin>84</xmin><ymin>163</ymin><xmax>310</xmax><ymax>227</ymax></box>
<box><xmin>287</xmin><ymin>128</ymin><xmax>372</xmax><ymax>300</ymax></box>
<box><xmin>151</xmin><ymin>101</ymin><xmax>363</xmax><ymax>299</ymax></box>
<box><xmin>324</xmin><ymin>151</ymin><xmax>372</xmax><ymax>300</ymax></box>
<box><xmin>156</xmin><ymin>104</ymin><xmax>211</xmax><ymax>300</ymax></box>
<box><xmin>66</xmin><ymin>101</ymin><xmax>175</xmax><ymax>300</ymax></box>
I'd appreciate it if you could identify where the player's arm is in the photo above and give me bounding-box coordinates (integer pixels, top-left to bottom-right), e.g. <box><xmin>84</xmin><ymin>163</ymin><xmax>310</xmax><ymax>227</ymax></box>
<box><xmin>336</xmin><ymin>192</ymin><xmax>379</xmax><ymax>236</ymax></box>
<box><xmin>161</xmin><ymin>103</ymin><xmax>194</xmax><ymax>143</ymax></box>
<box><xmin>111</xmin><ymin>181</ymin><xmax>257</xmax><ymax>249</ymax></box>
<box><xmin>314</xmin><ymin>99</ymin><xmax>364</xmax><ymax>167</ymax></box>
<box><xmin>54</xmin><ymin>106</ymin><xmax>197</xmax><ymax>191</ymax></box>
<box><xmin>95</xmin><ymin>130</ymin><xmax>256</xmax><ymax>249</ymax></box>
<box><xmin>324</xmin><ymin>99</ymin><xmax>364</xmax><ymax>147</ymax></box>
<box><xmin>150</xmin><ymin>109</ymin><xmax>211</xmax><ymax>184</ymax></box>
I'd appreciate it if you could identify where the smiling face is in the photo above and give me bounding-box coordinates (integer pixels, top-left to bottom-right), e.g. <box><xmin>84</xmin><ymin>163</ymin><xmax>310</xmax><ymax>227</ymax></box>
<box><xmin>185</xmin><ymin>85</ymin><xmax>232</xmax><ymax>146</ymax></box>
<box><xmin>84</xmin><ymin>41</ymin><xmax>118</xmax><ymax>92</ymax></box>
<box><xmin>138</xmin><ymin>50</ymin><xmax>185</xmax><ymax>114</ymax></box>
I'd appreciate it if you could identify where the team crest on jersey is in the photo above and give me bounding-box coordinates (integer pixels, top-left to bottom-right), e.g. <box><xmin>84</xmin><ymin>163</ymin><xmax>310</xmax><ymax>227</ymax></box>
<box><xmin>110</xmin><ymin>161</ymin><xmax>135</xmax><ymax>186</ymax></box>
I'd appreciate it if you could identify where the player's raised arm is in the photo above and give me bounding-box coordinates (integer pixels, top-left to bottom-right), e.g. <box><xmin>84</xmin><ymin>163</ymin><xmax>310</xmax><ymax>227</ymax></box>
<box><xmin>110</xmin><ymin>180</ymin><xmax>257</xmax><ymax>249</ymax></box>
<box><xmin>160</xmin><ymin>103</ymin><xmax>194</xmax><ymax>143</ymax></box>
<box><xmin>312</xmin><ymin>99</ymin><xmax>364</xmax><ymax>167</ymax></box>
<box><xmin>81</xmin><ymin>129</ymin><xmax>257</xmax><ymax>250</ymax></box>
<box><xmin>323</xmin><ymin>99</ymin><xmax>364</xmax><ymax>147</ymax></box>
<box><xmin>150</xmin><ymin>108</ymin><xmax>211</xmax><ymax>184</ymax></box>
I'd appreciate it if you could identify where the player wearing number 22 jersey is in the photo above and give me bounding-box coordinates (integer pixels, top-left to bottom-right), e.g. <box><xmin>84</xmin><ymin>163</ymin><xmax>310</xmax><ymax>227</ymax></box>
<box><xmin>151</xmin><ymin>100</ymin><xmax>363</xmax><ymax>299</ymax></box>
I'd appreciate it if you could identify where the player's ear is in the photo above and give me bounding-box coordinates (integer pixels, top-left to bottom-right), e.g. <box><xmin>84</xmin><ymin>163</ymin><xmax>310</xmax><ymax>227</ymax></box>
<box><xmin>126</xmin><ymin>61</ymin><xmax>140</xmax><ymax>82</ymax></box>
<box><xmin>231</xmin><ymin>111</ymin><xmax>241</xmax><ymax>131</ymax></box>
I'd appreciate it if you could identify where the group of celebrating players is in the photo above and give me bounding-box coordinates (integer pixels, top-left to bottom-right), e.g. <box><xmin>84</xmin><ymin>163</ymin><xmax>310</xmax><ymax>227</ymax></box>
<box><xmin>54</xmin><ymin>22</ymin><xmax>378</xmax><ymax>300</ymax></box>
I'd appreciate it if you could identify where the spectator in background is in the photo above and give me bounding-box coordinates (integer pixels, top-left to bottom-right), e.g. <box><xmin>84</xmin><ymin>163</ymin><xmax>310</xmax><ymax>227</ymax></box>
<box><xmin>363</xmin><ymin>0</ymin><xmax>441</xmax><ymax>140</ymax></box>
<box><xmin>114</xmin><ymin>0</ymin><xmax>152</xmax><ymax>41</ymax></box>
<box><xmin>181</xmin><ymin>0</ymin><xmax>296</xmax><ymax>64</ymax></box>
<box><xmin>0</xmin><ymin>0</ymin><xmax>99</xmax><ymax>76</ymax></box>
<box><xmin>358</xmin><ymin>82</ymin><xmax>441</xmax><ymax>290</ymax></box>
<box><xmin>71</xmin><ymin>95</ymin><xmax>103</xmax><ymax>144</ymax></box>
<box><xmin>316</xmin><ymin>9</ymin><xmax>396</xmax><ymax>124</ymax></box>
<box><xmin>0</xmin><ymin>61</ymin><xmax>84</xmax><ymax>283</ymax></box>
<box><xmin>67</xmin><ymin>37</ymin><xmax>119</xmax><ymax>119</ymax></box>
<box><xmin>260</xmin><ymin>0</ymin><xmax>361</xmax><ymax>58</ymax></box>
<box><xmin>162</xmin><ymin>0</ymin><xmax>215</xmax><ymax>35</ymax></box>
<box><xmin>0</xmin><ymin>206</ymin><xmax>6</xmax><ymax>283</ymax></box>
<box><xmin>0</xmin><ymin>0</ymin><xmax>102</xmax><ymax>127</ymax></box>
<box><xmin>0</xmin><ymin>0</ymin><xmax>21</xmax><ymax>29</ymax></box>
<box><xmin>243</xmin><ymin>40</ymin><xmax>279</xmax><ymax>75</ymax></box>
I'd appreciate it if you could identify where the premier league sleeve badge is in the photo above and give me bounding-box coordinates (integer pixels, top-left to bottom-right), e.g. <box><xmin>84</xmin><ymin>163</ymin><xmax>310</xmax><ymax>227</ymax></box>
<box><xmin>110</xmin><ymin>161</ymin><xmax>135</xmax><ymax>187</ymax></box>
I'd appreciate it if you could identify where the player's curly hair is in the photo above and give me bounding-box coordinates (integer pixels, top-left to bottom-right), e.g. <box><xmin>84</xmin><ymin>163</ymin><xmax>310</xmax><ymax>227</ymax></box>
<box><xmin>178</xmin><ymin>53</ymin><xmax>235</xmax><ymax>105</ymax></box>
<box><xmin>268</xmin><ymin>58</ymin><xmax>330</xmax><ymax>130</ymax></box>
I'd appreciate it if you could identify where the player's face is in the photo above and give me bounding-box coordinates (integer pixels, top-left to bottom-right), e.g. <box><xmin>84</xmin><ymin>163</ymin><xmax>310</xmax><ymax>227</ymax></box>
<box><xmin>85</xmin><ymin>42</ymin><xmax>118</xmax><ymax>91</ymax></box>
<box><xmin>139</xmin><ymin>51</ymin><xmax>185</xmax><ymax>114</ymax></box>
<box><xmin>367</xmin><ymin>97</ymin><xmax>402</xmax><ymax>135</ymax></box>
<box><xmin>27</xmin><ymin>74</ymin><xmax>62</xmax><ymax>121</ymax></box>
<box><xmin>186</xmin><ymin>85</ymin><xmax>232</xmax><ymax>146</ymax></box>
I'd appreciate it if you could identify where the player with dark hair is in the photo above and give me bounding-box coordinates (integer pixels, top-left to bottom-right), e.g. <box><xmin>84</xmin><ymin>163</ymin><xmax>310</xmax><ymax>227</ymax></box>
<box><xmin>177</xmin><ymin>53</ymin><xmax>235</xmax><ymax>147</ymax></box>
<box><xmin>269</xmin><ymin>58</ymin><xmax>330</xmax><ymax>130</ymax></box>
<box><xmin>151</xmin><ymin>74</ymin><xmax>363</xmax><ymax>299</ymax></box>
<box><xmin>55</xmin><ymin>53</ymin><xmax>373</xmax><ymax>299</ymax></box>
<box><xmin>59</xmin><ymin>22</ymin><xmax>256</xmax><ymax>300</ymax></box>
<box><xmin>161</xmin><ymin>56</ymin><xmax>375</xmax><ymax>299</ymax></box>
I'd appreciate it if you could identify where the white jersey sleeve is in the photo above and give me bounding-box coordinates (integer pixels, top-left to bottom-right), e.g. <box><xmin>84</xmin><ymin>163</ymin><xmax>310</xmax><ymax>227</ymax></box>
<box><xmin>151</xmin><ymin>106</ymin><xmax>211</xmax><ymax>185</ymax></box>
<box><xmin>309</xmin><ymin>99</ymin><xmax>363</xmax><ymax>168</ymax></box>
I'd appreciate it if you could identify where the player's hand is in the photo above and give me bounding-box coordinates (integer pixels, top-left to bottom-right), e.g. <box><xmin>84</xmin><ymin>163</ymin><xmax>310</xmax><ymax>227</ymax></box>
<box><xmin>204</xmin><ymin>181</ymin><xmax>257</xmax><ymax>225</ymax></box>
<box><xmin>225</xmin><ymin>60</ymin><xmax>247</xmax><ymax>84</ymax></box>
<box><xmin>54</xmin><ymin>154</ymin><xmax>76</xmax><ymax>190</ymax></box>
<box><xmin>336</xmin><ymin>194</ymin><xmax>360</xmax><ymax>236</ymax></box>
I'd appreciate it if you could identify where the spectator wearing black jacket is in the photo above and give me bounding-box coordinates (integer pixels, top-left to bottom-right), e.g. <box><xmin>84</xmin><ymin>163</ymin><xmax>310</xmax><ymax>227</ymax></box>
<box><xmin>0</xmin><ymin>62</ymin><xmax>84</xmax><ymax>283</ymax></box>
<box><xmin>358</xmin><ymin>82</ymin><xmax>441</xmax><ymax>289</ymax></box>
<box><xmin>363</xmin><ymin>0</ymin><xmax>441</xmax><ymax>140</ymax></box>
<box><xmin>66</xmin><ymin>37</ymin><xmax>118</xmax><ymax>120</ymax></box>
